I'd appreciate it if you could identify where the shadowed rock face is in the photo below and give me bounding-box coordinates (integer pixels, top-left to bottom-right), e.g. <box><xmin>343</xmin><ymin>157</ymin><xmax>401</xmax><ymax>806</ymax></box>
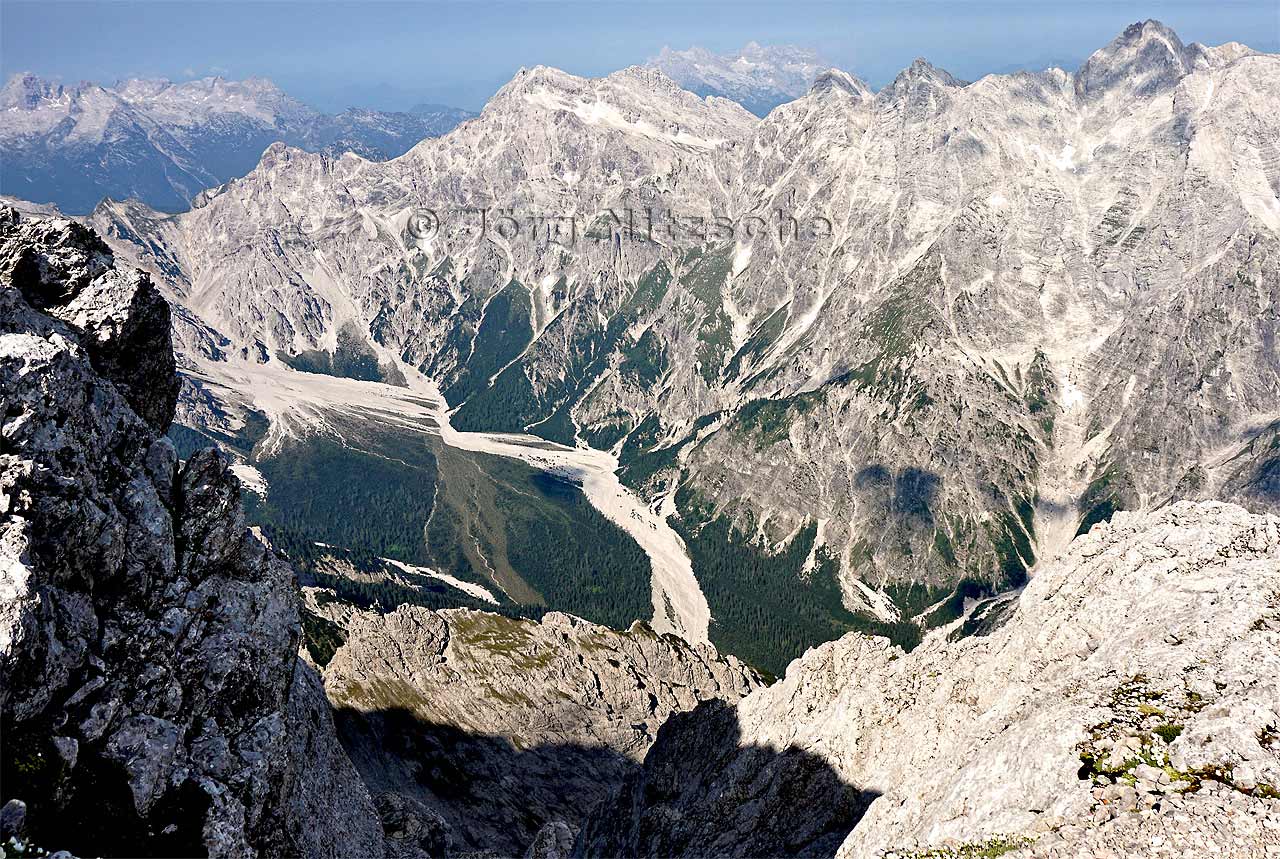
<box><xmin>0</xmin><ymin>206</ymin><xmax>384</xmax><ymax>858</ymax></box>
<box><xmin>322</xmin><ymin>606</ymin><xmax>762</xmax><ymax>855</ymax></box>
<box><xmin>574</xmin><ymin>698</ymin><xmax>880</xmax><ymax>859</ymax></box>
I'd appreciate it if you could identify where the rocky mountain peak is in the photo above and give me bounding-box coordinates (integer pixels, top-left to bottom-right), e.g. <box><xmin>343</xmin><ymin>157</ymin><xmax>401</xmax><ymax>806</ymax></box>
<box><xmin>889</xmin><ymin>56</ymin><xmax>965</xmax><ymax>91</ymax></box>
<box><xmin>0</xmin><ymin>72</ymin><xmax>64</xmax><ymax>109</ymax></box>
<box><xmin>809</xmin><ymin>67</ymin><xmax>872</xmax><ymax>100</ymax></box>
<box><xmin>1074</xmin><ymin>18</ymin><xmax>1196</xmax><ymax>100</ymax></box>
<box><xmin>646</xmin><ymin>41</ymin><xmax>826</xmax><ymax>115</ymax></box>
<box><xmin>608</xmin><ymin>64</ymin><xmax>694</xmax><ymax>97</ymax></box>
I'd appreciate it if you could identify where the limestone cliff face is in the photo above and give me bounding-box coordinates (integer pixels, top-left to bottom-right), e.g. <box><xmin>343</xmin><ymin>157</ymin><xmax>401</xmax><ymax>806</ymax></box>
<box><xmin>577</xmin><ymin>501</ymin><xmax>1280</xmax><ymax>858</ymax></box>
<box><xmin>0</xmin><ymin>206</ymin><xmax>384</xmax><ymax>858</ymax></box>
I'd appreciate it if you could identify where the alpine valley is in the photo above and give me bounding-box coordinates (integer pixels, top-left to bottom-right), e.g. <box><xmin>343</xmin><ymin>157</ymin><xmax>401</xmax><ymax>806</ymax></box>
<box><xmin>2</xmin><ymin>17</ymin><xmax>1280</xmax><ymax>859</ymax></box>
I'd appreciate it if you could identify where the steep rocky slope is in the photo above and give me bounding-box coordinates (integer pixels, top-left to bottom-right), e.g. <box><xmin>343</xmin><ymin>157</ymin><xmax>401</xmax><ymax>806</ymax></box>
<box><xmin>0</xmin><ymin>206</ymin><xmax>388</xmax><ymax>857</ymax></box>
<box><xmin>318</xmin><ymin>603</ymin><xmax>760</xmax><ymax>855</ymax></box>
<box><xmin>0</xmin><ymin>73</ymin><xmax>474</xmax><ymax>214</ymax></box>
<box><xmin>577</xmin><ymin>501</ymin><xmax>1280</xmax><ymax>858</ymax></box>
<box><xmin>86</xmin><ymin>21</ymin><xmax>1280</xmax><ymax>670</ymax></box>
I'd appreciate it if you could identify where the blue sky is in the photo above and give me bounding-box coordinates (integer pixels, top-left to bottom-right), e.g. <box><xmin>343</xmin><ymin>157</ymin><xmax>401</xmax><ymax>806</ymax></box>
<box><xmin>3</xmin><ymin>1</ymin><xmax>1278</xmax><ymax>112</ymax></box>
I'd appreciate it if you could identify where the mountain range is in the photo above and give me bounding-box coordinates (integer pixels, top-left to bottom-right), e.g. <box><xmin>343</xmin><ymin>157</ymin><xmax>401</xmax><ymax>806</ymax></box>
<box><xmin>3</xmin><ymin>15</ymin><xmax>1280</xmax><ymax>859</ymax></box>
<box><xmin>3</xmin><ymin>202</ymin><xmax>1277</xmax><ymax>856</ymax></box>
<box><xmin>77</xmin><ymin>20</ymin><xmax>1280</xmax><ymax>676</ymax></box>
<box><xmin>0</xmin><ymin>73</ymin><xmax>475</xmax><ymax>213</ymax></box>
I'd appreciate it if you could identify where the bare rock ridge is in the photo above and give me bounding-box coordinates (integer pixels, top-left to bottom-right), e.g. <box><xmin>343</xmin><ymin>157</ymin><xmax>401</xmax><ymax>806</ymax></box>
<box><xmin>575</xmin><ymin>501</ymin><xmax>1280</xmax><ymax>858</ymax></box>
<box><xmin>0</xmin><ymin>205</ymin><xmax>384</xmax><ymax>857</ymax></box>
<box><xmin>319</xmin><ymin>604</ymin><xmax>761</xmax><ymax>855</ymax></box>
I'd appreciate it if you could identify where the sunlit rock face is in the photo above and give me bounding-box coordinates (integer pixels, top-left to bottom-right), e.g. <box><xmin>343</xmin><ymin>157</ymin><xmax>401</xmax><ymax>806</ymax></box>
<box><xmin>577</xmin><ymin>501</ymin><xmax>1280</xmax><ymax>859</ymax></box>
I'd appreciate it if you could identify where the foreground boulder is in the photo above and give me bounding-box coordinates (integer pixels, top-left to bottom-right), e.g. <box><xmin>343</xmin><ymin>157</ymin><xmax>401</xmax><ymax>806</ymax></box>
<box><xmin>0</xmin><ymin>207</ymin><xmax>384</xmax><ymax>857</ymax></box>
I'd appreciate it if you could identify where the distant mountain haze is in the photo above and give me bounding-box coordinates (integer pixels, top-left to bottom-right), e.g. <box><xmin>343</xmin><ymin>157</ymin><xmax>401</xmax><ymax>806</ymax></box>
<box><xmin>645</xmin><ymin>42</ymin><xmax>826</xmax><ymax>115</ymax></box>
<box><xmin>0</xmin><ymin>73</ymin><xmax>475</xmax><ymax>213</ymax></box>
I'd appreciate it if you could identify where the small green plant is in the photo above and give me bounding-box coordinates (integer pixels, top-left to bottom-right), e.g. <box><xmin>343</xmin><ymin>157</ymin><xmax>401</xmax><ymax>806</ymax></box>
<box><xmin>894</xmin><ymin>835</ymin><xmax>1035</xmax><ymax>859</ymax></box>
<box><xmin>1153</xmin><ymin>723</ymin><xmax>1183</xmax><ymax>744</ymax></box>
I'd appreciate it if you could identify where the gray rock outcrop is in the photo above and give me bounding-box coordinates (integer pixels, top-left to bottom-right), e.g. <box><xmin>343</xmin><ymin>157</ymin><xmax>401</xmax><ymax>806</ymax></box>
<box><xmin>0</xmin><ymin>206</ymin><xmax>384</xmax><ymax>857</ymax></box>
<box><xmin>577</xmin><ymin>501</ymin><xmax>1280</xmax><ymax>858</ymax></box>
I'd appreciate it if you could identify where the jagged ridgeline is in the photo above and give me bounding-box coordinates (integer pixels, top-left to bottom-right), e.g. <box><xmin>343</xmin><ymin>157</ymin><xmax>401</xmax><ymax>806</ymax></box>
<box><xmin>91</xmin><ymin>19</ymin><xmax>1280</xmax><ymax>677</ymax></box>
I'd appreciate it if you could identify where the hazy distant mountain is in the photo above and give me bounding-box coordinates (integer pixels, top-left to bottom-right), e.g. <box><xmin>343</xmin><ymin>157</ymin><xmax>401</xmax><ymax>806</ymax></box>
<box><xmin>989</xmin><ymin>54</ymin><xmax>1085</xmax><ymax>75</ymax></box>
<box><xmin>0</xmin><ymin>73</ymin><xmax>474</xmax><ymax>213</ymax></box>
<box><xmin>645</xmin><ymin>41</ymin><xmax>826</xmax><ymax>115</ymax></box>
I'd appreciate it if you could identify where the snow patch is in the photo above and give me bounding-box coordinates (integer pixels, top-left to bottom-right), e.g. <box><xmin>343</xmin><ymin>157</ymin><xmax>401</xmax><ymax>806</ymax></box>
<box><xmin>382</xmin><ymin>558</ymin><xmax>499</xmax><ymax>605</ymax></box>
<box><xmin>229</xmin><ymin>462</ymin><xmax>268</xmax><ymax>497</ymax></box>
<box><xmin>522</xmin><ymin>89</ymin><xmax>727</xmax><ymax>150</ymax></box>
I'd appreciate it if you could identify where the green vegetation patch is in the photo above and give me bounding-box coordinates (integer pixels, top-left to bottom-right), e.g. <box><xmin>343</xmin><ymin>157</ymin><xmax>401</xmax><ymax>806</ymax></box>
<box><xmin>723</xmin><ymin>302</ymin><xmax>789</xmax><ymax>382</ymax></box>
<box><xmin>673</xmin><ymin>487</ymin><xmax>920</xmax><ymax>676</ymax></box>
<box><xmin>251</xmin><ymin>428</ymin><xmax>438</xmax><ymax>564</ymax></box>
<box><xmin>618</xmin><ymin>327</ymin><xmax>670</xmax><ymax>389</ymax></box>
<box><xmin>836</xmin><ymin>253</ymin><xmax>944</xmax><ymax>413</ymax></box>
<box><xmin>443</xmin><ymin>280</ymin><xmax>534</xmax><ymax>406</ymax></box>
<box><xmin>730</xmin><ymin>389</ymin><xmax>824</xmax><ymax>449</ymax></box>
<box><xmin>1023</xmin><ymin>349</ymin><xmax>1057</xmax><ymax>437</ymax></box>
<box><xmin>1076</xmin><ymin>463</ymin><xmax>1134</xmax><ymax>536</ymax></box>
<box><xmin>279</xmin><ymin>320</ymin><xmax>402</xmax><ymax>385</ymax></box>
<box><xmin>454</xmin><ymin>263</ymin><xmax>673</xmax><ymax>444</ymax></box>
<box><xmin>498</xmin><ymin>470</ymin><xmax>654</xmax><ymax>629</ymax></box>
<box><xmin>221</xmin><ymin>414</ymin><xmax>654</xmax><ymax>633</ymax></box>
<box><xmin>615</xmin><ymin>413</ymin><xmax>693</xmax><ymax>492</ymax></box>
<box><xmin>301</xmin><ymin>607</ymin><xmax>346</xmax><ymax>668</ymax></box>
<box><xmin>897</xmin><ymin>836</ymin><xmax>1035</xmax><ymax>859</ymax></box>
<box><xmin>680</xmin><ymin>248</ymin><xmax>735</xmax><ymax>384</ymax></box>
